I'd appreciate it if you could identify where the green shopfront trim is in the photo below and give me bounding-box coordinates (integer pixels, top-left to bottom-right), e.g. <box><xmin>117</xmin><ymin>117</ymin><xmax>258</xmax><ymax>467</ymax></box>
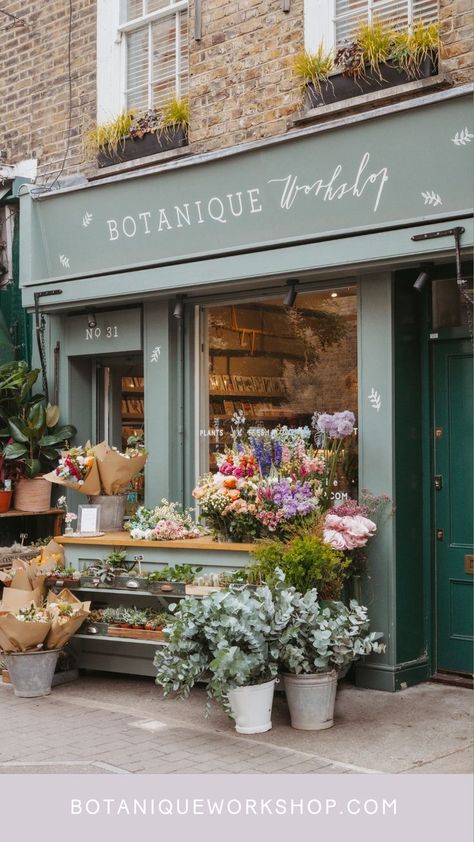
<box><xmin>19</xmin><ymin>87</ymin><xmax>474</xmax><ymax>691</ymax></box>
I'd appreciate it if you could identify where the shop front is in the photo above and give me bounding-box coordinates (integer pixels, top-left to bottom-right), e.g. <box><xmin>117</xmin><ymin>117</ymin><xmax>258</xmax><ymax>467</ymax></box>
<box><xmin>20</xmin><ymin>86</ymin><xmax>473</xmax><ymax>689</ymax></box>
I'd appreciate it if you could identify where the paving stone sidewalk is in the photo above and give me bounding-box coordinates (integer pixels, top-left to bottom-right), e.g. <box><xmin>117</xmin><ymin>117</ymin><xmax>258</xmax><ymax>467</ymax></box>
<box><xmin>0</xmin><ymin>674</ymin><xmax>472</xmax><ymax>774</ymax></box>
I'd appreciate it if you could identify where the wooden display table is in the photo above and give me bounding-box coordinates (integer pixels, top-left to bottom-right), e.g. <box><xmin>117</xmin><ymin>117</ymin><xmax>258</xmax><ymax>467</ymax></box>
<box><xmin>55</xmin><ymin>531</ymin><xmax>255</xmax><ymax>677</ymax></box>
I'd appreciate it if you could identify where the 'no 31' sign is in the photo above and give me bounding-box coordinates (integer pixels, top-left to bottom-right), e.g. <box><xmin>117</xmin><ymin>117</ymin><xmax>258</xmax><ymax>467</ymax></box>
<box><xmin>66</xmin><ymin>308</ymin><xmax>142</xmax><ymax>356</ymax></box>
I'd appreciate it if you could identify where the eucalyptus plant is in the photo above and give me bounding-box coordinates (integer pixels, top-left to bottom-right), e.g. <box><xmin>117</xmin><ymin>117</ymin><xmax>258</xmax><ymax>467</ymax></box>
<box><xmin>278</xmin><ymin>590</ymin><xmax>385</xmax><ymax>675</ymax></box>
<box><xmin>154</xmin><ymin>584</ymin><xmax>294</xmax><ymax>713</ymax></box>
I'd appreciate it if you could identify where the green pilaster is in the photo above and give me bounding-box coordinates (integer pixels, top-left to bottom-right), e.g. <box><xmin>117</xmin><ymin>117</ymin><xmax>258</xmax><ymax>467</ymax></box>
<box><xmin>355</xmin><ymin>272</ymin><xmax>398</xmax><ymax>690</ymax></box>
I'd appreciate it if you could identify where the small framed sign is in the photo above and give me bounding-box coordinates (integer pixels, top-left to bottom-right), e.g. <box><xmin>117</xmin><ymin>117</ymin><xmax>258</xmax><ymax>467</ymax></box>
<box><xmin>77</xmin><ymin>505</ymin><xmax>101</xmax><ymax>535</ymax></box>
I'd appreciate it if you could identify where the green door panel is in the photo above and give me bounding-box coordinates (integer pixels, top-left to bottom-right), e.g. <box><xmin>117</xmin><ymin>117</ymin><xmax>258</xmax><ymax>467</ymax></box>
<box><xmin>434</xmin><ymin>339</ymin><xmax>473</xmax><ymax>674</ymax></box>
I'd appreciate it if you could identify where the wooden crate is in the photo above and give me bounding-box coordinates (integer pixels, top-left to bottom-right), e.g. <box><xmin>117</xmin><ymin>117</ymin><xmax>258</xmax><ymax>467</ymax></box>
<box><xmin>107</xmin><ymin>626</ymin><xmax>165</xmax><ymax>641</ymax></box>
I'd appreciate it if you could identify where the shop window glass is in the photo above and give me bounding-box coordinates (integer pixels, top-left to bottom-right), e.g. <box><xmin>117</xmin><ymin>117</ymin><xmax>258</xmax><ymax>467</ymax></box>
<box><xmin>204</xmin><ymin>287</ymin><xmax>358</xmax><ymax>501</ymax></box>
<box><xmin>432</xmin><ymin>277</ymin><xmax>474</xmax><ymax>330</ymax></box>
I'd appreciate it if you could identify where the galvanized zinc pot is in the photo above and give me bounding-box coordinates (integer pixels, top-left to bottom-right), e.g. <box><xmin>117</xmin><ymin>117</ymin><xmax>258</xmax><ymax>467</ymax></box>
<box><xmin>227</xmin><ymin>678</ymin><xmax>276</xmax><ymax>734</ymax></box>
<box><xmin>4</xmin><ymin>649</ymin><xmax>61</xmax><ymax>698</ymax></box>
<box><xmin>283</xmin><ymin>670</ymin><xmax>337</xmax><ymax>730</ymax></box>
<box><xmin>88</xmin><ymin>494</ymin><xmax>127</xmax><ymax>531</ymax></box>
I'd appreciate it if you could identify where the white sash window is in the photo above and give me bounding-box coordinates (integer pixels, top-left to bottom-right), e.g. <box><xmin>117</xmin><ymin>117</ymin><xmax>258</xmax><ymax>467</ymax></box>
<box><xmin>304</xmin><ymin>0</ymin><xmax>439</xmax><ymax>51</ymax></box>
<box><xmin>97</xmin><ymin>0</ymin><xmax>189</xmax><ymax>121</ymax></box>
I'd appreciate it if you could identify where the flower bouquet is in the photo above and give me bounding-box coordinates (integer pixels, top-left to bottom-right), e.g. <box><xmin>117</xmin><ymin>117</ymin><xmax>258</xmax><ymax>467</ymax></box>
<box><xmin>193</xmin><ymin>425</ymin><xmax>326</xmax><ymax>542</ymax></box>
<box><xmin>124</xmin><ymin>499</ymin><xmax>201</xmax><ymax>541</ymax></box>
<box><xmin>44</xmin><ymin>443</ymin><xmax>100</xmax><ymax>495</ymax></box>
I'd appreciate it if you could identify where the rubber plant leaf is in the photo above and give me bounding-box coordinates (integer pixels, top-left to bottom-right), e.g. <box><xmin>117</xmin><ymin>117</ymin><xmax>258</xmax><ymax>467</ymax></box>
<box><xmin>7</xmin><ymin>418</ymin><xmax>29</xmax><ymax>443</ymax></box>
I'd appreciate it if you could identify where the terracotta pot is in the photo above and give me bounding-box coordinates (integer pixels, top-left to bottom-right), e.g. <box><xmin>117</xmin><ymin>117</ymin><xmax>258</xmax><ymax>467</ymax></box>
<box><xmin>14</xmin><ymin>477</ymin><xmax>52</xmax><ymax>512</ymax></box>
<box><xmin>0</xmin><ymin>490</ymin><xmax>13</xmax><ymax>513</ymax></box>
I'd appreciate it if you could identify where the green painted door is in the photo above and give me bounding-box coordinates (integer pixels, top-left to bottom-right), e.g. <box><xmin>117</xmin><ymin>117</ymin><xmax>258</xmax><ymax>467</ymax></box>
<box><xmin>433</xmin><ymin>339</ymin><xmax>473</xmax><ymax>675</ymax></box>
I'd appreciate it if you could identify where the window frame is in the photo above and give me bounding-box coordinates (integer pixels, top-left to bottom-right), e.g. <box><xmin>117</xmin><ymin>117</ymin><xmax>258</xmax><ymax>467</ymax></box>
<box><xmin>304</xmin><ymin>0</ymin><xmax>439</xmax><ymax>52</ymax></box>
<box><xmin>96</xmin><ymin>0</ymin><xmax>188</xmax><ymax>122</ymax></box>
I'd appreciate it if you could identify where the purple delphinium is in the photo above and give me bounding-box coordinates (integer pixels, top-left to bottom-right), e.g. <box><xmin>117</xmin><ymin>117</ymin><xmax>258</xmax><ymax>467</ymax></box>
<box><xmin>251</xmin><ymin>436</ymin><xmax>272</xmax><ymax>476</ymax></box>
<box><xmin>273</xmin><ymin>440</ymin><xmax>283</xmax><ymax>467</ymax></box>
<box><xmin>315</xmin><ymin>410</ymin><xmax>356</xmax><ymax>439</ymax></box>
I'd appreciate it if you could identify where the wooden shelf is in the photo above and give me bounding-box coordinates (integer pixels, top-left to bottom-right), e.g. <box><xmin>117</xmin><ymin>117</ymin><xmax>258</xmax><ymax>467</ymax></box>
<box><xmin>55</xmin><ymin>531</ymin><xmax>255</xmax><ymax>551</ymax></box>
<box><xmin>0</xmin><ymin>508</ymin><xmax>63</xmax><ymax>518</ymax></box>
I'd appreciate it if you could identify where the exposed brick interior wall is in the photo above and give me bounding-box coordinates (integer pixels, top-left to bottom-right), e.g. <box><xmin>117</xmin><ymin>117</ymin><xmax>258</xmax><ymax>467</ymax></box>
<box><xmin>0</xmin><ymin>1</ymin><xmax>472</xmax><ymax>179</ymax></box>
<box><xmin>0</xmin><ymin>0</ymin><xmax>96</xmax><ymax>181</ymax></box>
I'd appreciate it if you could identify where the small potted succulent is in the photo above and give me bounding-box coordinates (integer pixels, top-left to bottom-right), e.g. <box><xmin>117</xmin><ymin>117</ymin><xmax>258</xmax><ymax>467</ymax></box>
<box><xmin>87</xmin><ymin>97</ymin><xmax>190</xmax><ymax>168</ymax></box>
<box><xmin>154</xmin><ymin>584</ymin><xmax>293</xmax><ymax>734</ymax></box>
<box><xmin>105</xmin><ymin>548</ymin><xmax>148</xmax><ymax>590</ymax></box>
<box><xmin>280</xmin><ymin>591</ymin><xmax>385</xmax><ymax>730</ymax></box>
<box><xmin>80</xmin><ymin>559</ymin><xmax>116</xmax><ymax>589</ymax></box>
<box><xmin>147</xmin><ymin>564</ymin><xmax>203</xmax><ymax>596</ymax></box>
<box><xmin>45</xmin><ymin>565</ymin><xmax>81</xmax><ymax>593</ymax></box>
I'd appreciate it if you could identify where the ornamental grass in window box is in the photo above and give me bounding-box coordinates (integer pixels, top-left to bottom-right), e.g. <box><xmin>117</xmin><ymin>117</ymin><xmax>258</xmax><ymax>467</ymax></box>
<box><xmin>295</xmin><ymin>19</ymin><xmax>439</xmax><ymax>110</ymax></box>
<box><xmin>86</xmin><ymin>97</ymin><xmax>189</xmax><ymax>169</ymax></box>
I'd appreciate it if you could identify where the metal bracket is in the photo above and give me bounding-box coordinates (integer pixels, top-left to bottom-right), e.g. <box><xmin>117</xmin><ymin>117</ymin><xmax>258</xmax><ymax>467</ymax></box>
<box><xmin>33</xmin><ymin>289</ymin><xmax>63</xmax><ymax>404</ymax></box>
<box><xmin>194</xmin><ymin>0</ymin><xmax>202</xmax><ymax>40</ymax></box>
<box><xmin>282</xmin><ymin>0</ymin><xmax>291</xmax><ymax>10</ymax></box>
<box><xmin>411</xmin><ymin>226</ymin><xmax>466</xmax><ymax>286</ymax></box>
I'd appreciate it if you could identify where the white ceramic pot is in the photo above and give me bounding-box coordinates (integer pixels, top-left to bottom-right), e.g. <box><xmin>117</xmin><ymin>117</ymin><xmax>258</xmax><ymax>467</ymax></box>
<box><xmin>227</xmin><ymin>678</ymin><xmax>276</xmax><ymax>734</ymax></box>
<box><xmin>283</xmin><ymin>670</ymin><xmax>337</xmax><ymax>730</ymax></box>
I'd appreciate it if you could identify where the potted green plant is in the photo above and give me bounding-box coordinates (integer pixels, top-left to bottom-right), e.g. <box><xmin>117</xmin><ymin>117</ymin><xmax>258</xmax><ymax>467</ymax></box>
<box><xmin>104</xmin><ymin>548</ymin><xmax>149</xmax><ymax>590</ymax></box>
<box><xmin>3</xmin><ymin>400</ymin><xmax>76</xmax><ymax>513</ymax></box>
<box><xmin>147</xmin><ymin>563</ymin><xmax>202</xmax><ymax>595</ymax></box>
<box><xmin>87</xmin><ymin>97</ymin><xmax>190</xmax><ymax>168</ymax></box>
<box><xmin>248</xmin><ymin>533</ymin><xmax>351</xmax><ymax>599</ymax></box>
<box><xmin>0</xmin><ymin>451</ymin><xmax>22</xmax><ymax>512</ymax></box>
<box><xmin>45</xmin><ymin>565</ymin><xmax>81</xmax><ymax>593</ymax></box>
<box><xmin>154</xmin><ymin>584</ymin><xmax>293</xmax><ymax>734</ymax></box>
<box><xmin>279</xmin><ymin>591</ymin><xmax>385</xmax><ymax>730</ymax></box>
<box><xmin>297</xmin><ymin>20</ymin><xmax>439</xmax><ymax>109</ymax></box>
<box><xmin>80</xmin><ymin>559</ymin><xmax>116</xmax><ymax>588</ymax></box>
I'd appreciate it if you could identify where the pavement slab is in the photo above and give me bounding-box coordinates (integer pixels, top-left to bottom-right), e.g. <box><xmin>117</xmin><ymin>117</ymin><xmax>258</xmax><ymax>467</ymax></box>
<box><xmin>0</xmin><ymin>674</ymin><xmax>472</xmax><ymax>774</ymax></box>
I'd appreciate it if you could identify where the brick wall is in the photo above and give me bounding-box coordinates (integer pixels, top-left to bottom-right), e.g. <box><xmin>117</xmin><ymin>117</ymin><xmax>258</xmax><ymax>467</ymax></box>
<box><xmin>0</xmin><ymin>0</ymin><xmax>96</xmax><ymax>182</ymax></box>
<box><xmin>188</xmin><ymin>0</ymin><xmax>304</xmax><ymax>151</ymax></box>
<box><xmin>439</xmin><ymin>0</ymin><xmax>474</xmax><ymax>82</ymax></box>
<box><xmin>0</xmin><ymin>1</ymin><xmax>472</xmax><ymax>180</ymax></box>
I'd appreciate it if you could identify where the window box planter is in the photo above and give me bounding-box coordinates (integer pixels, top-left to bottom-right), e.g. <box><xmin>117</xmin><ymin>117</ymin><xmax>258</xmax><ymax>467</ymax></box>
<box><xmin>113</xmin><ymin>575</ymin><xmax>149</xmax><ymax>591</ymax></box>
<box><xmin>147</xmin><ymin>580</ymin><xmax>186</xmax><ymax>596</ymax></box>
<box><xmin>80</xmin><ymin>575</ymin><xmax>116</xmax><ymax>589</ymax></box>
<box><xmin>45</xmin><ymin>576</ymin><xmax>80</xmax><ymax>593</ymax></box>
<box><xmin>306</xmin><ymin>56</ymin><xmax>437</xmax><ymax>108</ymax></box>
<box><xmin>81</xmin><ymin>620</ymin><xmax>109</xmax><ymax>636</ymax></box>
<box><xmin>97</xmin><ymin>126</ymin><xmax>188</xmax><ymax>168</ymax></box>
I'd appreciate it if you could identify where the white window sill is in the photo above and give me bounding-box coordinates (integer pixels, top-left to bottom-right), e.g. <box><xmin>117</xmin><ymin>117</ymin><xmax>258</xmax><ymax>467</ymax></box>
<box><xmin>88</xmin><ymin>142</ymin><xmax>193</xmax><ymax>181</ymax></box>
<box><xmin>289</xmin><ymin>72</ymin><xmax>453</xmax><ymax>128</ymax></box>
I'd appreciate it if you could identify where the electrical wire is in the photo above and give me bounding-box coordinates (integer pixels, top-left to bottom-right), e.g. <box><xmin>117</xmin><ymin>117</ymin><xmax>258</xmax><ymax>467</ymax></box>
<box><xmin>46</xmin><ymin>0</ymin><xmax>74</xmax><ymax>190</ymax></box>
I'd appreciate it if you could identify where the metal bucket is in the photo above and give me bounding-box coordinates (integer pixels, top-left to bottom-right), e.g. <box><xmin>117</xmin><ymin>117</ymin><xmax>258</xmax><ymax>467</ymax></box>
<box><xmin>283</xmin><ymin>670</ymin><xmax>337</xmax><ymax>730</ymax></box>
<box><xmin>227</xmin><ymin>679</ymin><xmax>276</xmax><ymax>734</ymax></box>
<box><xmin>4</xmin><ymin>649</ymin><xmax>61</xmax><ymax>698</ymax></box>
<box><xmin>88</xmin><ymin>494</ymin><xmax>127</xmax><ymax>531</ymax></box>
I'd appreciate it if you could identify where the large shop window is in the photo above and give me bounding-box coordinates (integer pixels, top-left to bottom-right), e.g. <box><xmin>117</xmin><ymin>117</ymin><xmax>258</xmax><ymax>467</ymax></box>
<box><xmin>204</xmin><ymin>286</ymin><xmax>359</xmax><ymax>500</ymax></box>
<box><xmin>304</xmin><ymin>0</ymin><xmax>439</xmax><ymax>52</ymax></box>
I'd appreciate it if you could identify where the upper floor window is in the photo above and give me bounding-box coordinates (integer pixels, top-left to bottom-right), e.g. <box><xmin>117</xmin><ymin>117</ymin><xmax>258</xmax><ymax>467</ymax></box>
<box><xmin>304</xmin><ymin>0</ymin><xmax>439</xmax><ymax>52</ymax></box>
<box><xmin>121</xmin><ymin>1</ymin><xmax>189</xmax><ymax>111</ymax></box>
<box><xmin>97</xmin><ymin>0</ymin><xmax>188</xmax><ymax>122</ymax></box>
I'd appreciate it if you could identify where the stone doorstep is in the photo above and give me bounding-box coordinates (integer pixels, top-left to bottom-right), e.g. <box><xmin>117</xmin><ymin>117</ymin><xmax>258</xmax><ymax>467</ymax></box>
<box><xmin>290</xmin><ymin>73</ymin><xmax>453</xmax><ymax>127</ymax></box>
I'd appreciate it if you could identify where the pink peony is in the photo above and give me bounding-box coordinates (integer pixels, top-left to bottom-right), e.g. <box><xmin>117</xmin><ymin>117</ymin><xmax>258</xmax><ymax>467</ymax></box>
<box><xmin>323</xmin><ymin>528</ymin><xmax>347</xmax><ymax>550</ymax></box>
